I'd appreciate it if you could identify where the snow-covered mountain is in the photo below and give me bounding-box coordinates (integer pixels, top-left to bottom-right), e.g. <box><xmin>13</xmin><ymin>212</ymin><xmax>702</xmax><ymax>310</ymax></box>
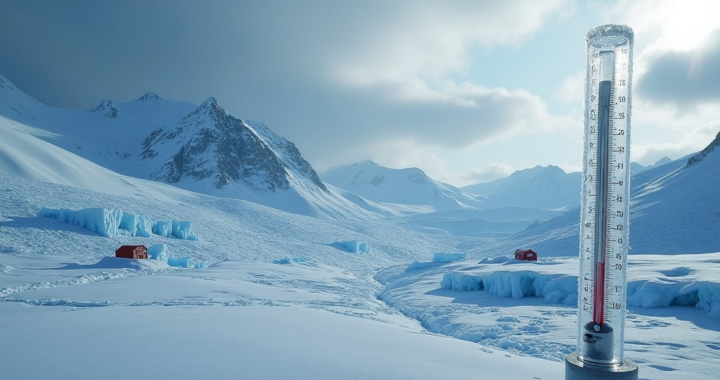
<box><xmin>631</xmin><ymin>156</ymin><xmax>673</xmax><ymax>174</ymax></box>
<box><xmin>462</xmin><ymin>165</ymin><xmax>582</xmax><ymax>210</ymax></box>
<box><xmin>322</xmin><ymin>161</ymin><xmax>488</xmax><ymax>212</ymax></box>
<box><xmin>142</xmin><ymin>97</ymin><xmax>326</xmax><ymax>193</ymax></box>
<box><xmin>0</xmin><ymin>74</ymin><xmax>364</xmax><ymax>219</ymax></box>
<box><xmin>482</xmin><ymin>135</ymin><xmax>720</xmax><ymax>256</ymax></box>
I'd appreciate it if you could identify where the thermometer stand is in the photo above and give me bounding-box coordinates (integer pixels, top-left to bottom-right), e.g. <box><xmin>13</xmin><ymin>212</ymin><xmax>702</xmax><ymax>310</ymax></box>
<box><xmin>565</xmin><ymin>24</ymin><xmax>638</xmax><ymax>380</ymax></box>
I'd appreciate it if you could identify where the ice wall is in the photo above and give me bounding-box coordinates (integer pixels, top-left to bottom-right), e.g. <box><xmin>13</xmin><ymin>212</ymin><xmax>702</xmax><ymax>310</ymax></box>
<box><xmin>39</xmin><ymin>207</ymin><xmax>123</xmax><ymax>238</ymax></box>
<box><xmin>442</xmin><ymin>268</ymin><xmax>720</xmax><ymax>318</ymax></box>
<box><xmin>39</xmin><ymin>207</ymin><xmax>198</xmax><ymax>241</ymax></box>
<box><xmin>335</xmin><ymin>240</ymin><xmax>371</xmax><ymax>254</ymax></box>
<box><xmin>148</xmin><ymin>244</ymin><xmax>169</xmax><ymax>263</ymax></box>
<box><xmin>433</xmin><ymin>252</ymin><xmax>467</xmax><ymax>263</ymax></box>
<box><xmin>441</xmin><ymin>270</ymin><xmax>578</xmax><ymax>305</ymax></box>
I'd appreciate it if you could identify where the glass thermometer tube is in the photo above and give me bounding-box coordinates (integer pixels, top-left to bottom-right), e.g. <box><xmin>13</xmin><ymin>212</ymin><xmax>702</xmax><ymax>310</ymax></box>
<box><xmin>578</xmin><ymin>24</ymin><xmax>634</xmax><ymax>366</ymax></box>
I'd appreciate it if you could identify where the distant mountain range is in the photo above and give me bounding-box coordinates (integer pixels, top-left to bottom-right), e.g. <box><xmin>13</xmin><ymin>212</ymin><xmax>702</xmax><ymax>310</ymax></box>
<box><xmin>322</xmin><ymin>161</ymin><xmax>487</xmax><ymax>212</ymax></box>
<box><xmin>324</xmin><ymin>161</ymin><xmax>584</xmax><ymax>212</ymax></box>
<box><xmin>0</xmin><ymin>74</ymin><xmax>362</xmax><ymax>219</ymax></box>
<box><xmin>461</xmin><ymin>165</ymin><xmax>581</xmax><ymax>210</ymax></box>
<box><xmin>480</xmin><ymin>132</ymin><xmax>720</xmax><ymax>255</ymax></box>
<box><xmin>2</xmin><ymin>71</ymin><xmax>718</xmax><ymax>253</ymax></box>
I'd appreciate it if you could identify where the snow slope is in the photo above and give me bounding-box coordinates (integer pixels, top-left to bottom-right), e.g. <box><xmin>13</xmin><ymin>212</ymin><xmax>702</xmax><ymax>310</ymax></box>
<box><xmin>0</xmin><ymin>74</ymin><xmax>366</xmax><ymax>219</ymax></box>
<box><xmin>481</xmin><ymin>142</ymin><xmax>720</xmax><ymax>256</ymax></box>
<box><xmin>377</xmin><ymin>255</ymin><xmax>720</xmax><ymax>380</ymax></box>
<box><xmin>2</xmin><ymin>171</ymin><xmax>718</xmax><ymax>379</ymax></box>
<box><xmin>462</xmin><ymin>165</ymin><xmax>582</xmax><ymax>210</ymax></box>
<box><xmin>322</xmin><ymin>161</ymin><xmax>488</xmax><ymax>212</ymax></box>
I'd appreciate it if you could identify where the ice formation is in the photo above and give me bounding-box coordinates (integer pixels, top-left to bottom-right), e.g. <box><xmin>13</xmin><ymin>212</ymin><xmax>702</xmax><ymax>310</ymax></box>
<box><xmin>153</xmin><ymin>220</ymin><xmax>172</xmax><ymax>237</ymax></box>
<box><xmin>39</xmin><ymin>207</ymin><xmax>198</xmax><ymax>241</ymax></box>
<box><xmin>38</xmin><ymin>207</ymin><xmax>123</xmax><ymax>238</ymax></box>
<box><xmin>145</xmin><ymin>244</ymin><xmax>204</xmax><ymax>268</ymax></box>
<box><xmin>167</xmin><ymin>257</ymin><xmax>206</xmax><ymax>269</ymax></box>
<box><xmin>442</xmin><ymin>265</ymin><xmax>720</xmax><ymax>316</ymax></box>
<box><xmin>148</xmin><ymin>244</ymin><xmax>169</xmax><ymax>263</ymax></box>
<box><xmin>432</xmin><ymin>252</ymin><xmax>467</xmax><ymax>263</ymax></box>
<box><xmin>441</xmin><ymin>270</ymin><xmax>578</xmax><ymax>305</ymax></box>
<box><xmin>272</xmin><ymin>257</ymin><xmax>310</xmax><ymax>264</ymax></box>
<box><xmin>335</xmin><ymin>240</ymin><xmax>370</xmax><ymax>254</ymax></box>
<box><xmin>171</xmin><ymin>220</ymin><xmax>198</xmax><ymax>241</ymax></box>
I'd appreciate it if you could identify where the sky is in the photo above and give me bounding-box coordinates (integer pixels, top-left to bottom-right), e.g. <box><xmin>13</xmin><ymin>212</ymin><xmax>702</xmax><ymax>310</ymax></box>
<box><xmin>1</xmin><ymin>0</ymin><xmax>719</xmax><ymax>186</ymax></box>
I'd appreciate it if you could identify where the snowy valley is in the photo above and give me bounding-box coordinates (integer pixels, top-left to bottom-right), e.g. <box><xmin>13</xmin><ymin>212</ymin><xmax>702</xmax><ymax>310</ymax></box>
<box><xmin>1</xmin><ymin>74</ymin><xmax>720</xmax><ymax>380</ymax></box>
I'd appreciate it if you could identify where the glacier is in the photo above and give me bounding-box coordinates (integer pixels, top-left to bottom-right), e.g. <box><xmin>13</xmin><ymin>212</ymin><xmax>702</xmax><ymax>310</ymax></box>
<box><xmin>38</xmin><ymin>207</ymin><xmax>198</xmax><ymax>241</ymax></box>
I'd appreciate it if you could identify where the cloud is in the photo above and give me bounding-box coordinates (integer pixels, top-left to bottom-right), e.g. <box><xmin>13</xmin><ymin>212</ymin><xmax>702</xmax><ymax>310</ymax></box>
<box><xmin>555</xmin><ymin>71</ymin><xmax>584</xmax><ymax>106</ymax></box>
<box><xmin>632</xmin><ymin>113</ymin><xmax>720</xmax><ymax>164</ymax></box>
<box><xmin>635</xmin><ymin>29</ymin><xmax>720</xmax><ymax>107</ymax></box>
<box><xmin>457</xmin><ymin>163</ymin><xmax>516</xmax><ymax>186</ymax></box>
<box><xmin>0</xmin><ymin>0</ymin><xmax>570</xmax><ymax>175</ymax></box>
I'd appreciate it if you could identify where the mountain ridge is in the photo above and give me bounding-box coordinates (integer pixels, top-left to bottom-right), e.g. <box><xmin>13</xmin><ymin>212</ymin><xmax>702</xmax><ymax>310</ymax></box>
<box><xmin>322</xmin><ymin>160</ymin><xmax>487</xmax><ymax>212</ymax></box>
<box><xmin>0</xmin><ymin>74</ymin><xmax>353</xmax><ymax>219</ymax></box>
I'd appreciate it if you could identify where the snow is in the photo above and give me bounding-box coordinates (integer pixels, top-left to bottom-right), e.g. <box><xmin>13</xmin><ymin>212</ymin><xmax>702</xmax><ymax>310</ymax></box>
<box><xmin>377</xmin><ymin>256</ymin><xmax>720</xmax><ymax>379</ymax></box>
<box><xmin>2</xmin><ymin>173</ymin><xmax>719</xmax><ymax>380</ymax></box>
<box><xmin>322</xmin><ymin>160</ymin><xmax>487</xmax><ymax>212</ymax></box>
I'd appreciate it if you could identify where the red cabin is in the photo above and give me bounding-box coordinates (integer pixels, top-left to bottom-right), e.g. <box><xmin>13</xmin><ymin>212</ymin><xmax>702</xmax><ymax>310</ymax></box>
<box><xmin>115</xmin><ymin>245</ymin><xmax>148</xmax><ymax>259</ymax></box>
<box><xmin>515</xmin><ymin>249</ymin><xmax>537</xmax><ymax>261</ymax></box>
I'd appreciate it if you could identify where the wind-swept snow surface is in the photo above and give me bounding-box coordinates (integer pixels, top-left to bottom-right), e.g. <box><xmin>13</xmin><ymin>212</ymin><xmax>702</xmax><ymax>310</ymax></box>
<box><xmin>377</xmin><ymin>256</ymin><xmax>720</xmax><ymax>380</ymax></box>
<box><xmin>0</xmin><ymin>174</ymin><xmax>563</xmax><ymax>378</ymax></box>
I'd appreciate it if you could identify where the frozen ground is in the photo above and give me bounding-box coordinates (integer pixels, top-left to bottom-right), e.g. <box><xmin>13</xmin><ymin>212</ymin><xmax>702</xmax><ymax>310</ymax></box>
<box><xmin>1</xmin><ymin>171</ymin><xmax>719</xmax><ymax>379</ymax></box>
<box><xmin>377</xmin><ymin>255</ymin><xmax>720</xmax><ymax>380</ymax></box>
<box><xmin>0</xmin><ymin>251</ymin><xmax>563</xmax><ymax>380</ymax></box>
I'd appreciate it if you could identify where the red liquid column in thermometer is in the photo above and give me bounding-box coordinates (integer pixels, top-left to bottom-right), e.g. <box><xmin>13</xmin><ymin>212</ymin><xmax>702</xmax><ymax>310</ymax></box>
<box><xmin>594</xmin><ymin>52</ymin><xmax>614</xmax><ymax>327</ymax></box>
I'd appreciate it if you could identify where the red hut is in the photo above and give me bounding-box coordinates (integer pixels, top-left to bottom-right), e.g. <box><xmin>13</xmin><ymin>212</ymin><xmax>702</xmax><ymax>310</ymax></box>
<box><xmin>115</xmin><ymin>245</ymin><xmax>148</xmax><ymax>259</ymax></box>
<box><xmin>514</xmin><ymin>249</ymin><xmax>537</xmax><ymax>261</ymax></box>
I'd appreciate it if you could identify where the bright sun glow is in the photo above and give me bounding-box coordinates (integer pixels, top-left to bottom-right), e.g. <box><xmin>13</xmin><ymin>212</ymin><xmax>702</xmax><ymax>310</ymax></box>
<box><xmin>620</xmin><ymin>0</ymin><xmax>720</xmax><ymax>51</ymax></box>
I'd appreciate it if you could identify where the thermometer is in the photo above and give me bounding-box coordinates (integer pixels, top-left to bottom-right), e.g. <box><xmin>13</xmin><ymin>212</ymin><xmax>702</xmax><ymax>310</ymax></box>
<box><xmin>566</xmin><ymin>24</ymin><xmax>638</xmax><ymax>380</ymax></box>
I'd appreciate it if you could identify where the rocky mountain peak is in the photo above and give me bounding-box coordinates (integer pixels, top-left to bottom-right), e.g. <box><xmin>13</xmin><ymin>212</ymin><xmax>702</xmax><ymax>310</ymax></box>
<box><xmin>0</xmin><ymin>75</ymin><xmax>16</xmax><ymax>91</ymax></box>
<box><xmin>142</xmin><ymin>97</ymin><xmax>326</xmax><ymax>193</ymax></box>
<box><xmin>87</xmin><ymin>100</ymin><xmax>118</xmax><ymax>119</ymax></box>
<box><xmin>136</xmin><ymin>92</ymin><xmax>160</xmax><ymax>102</ymax></box>
<box><xmin>687</xmin><ymin>131</ymin><xmax>720</xmax><ymax>167</ymax></box>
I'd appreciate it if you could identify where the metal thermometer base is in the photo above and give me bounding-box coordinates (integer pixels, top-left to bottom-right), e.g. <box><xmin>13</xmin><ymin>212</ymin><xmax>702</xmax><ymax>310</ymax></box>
<box><xmin>565</xmin><ymin>353</ymin><xmax>638</xmax><ymax>380</ymax></box>
<box><xmin>581</xmin><ymin>321</ymin><xmax>614</xmax><ymax>362</ymax></box>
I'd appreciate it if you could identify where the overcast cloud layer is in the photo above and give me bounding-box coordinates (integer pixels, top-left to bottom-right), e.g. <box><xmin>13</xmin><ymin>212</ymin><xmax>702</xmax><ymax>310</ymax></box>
<box><xmin>1</xmin><ymin>0</ymin><xmax>719</xmax><ymax>185</ymax></box>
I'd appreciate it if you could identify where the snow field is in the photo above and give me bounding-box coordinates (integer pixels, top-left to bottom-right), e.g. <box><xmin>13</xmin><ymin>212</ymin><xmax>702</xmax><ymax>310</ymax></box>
<box><xmin>2</xmin><ymin>173</ymin><xmax>720</xmax><ymax>379</ymax></box>
<box><xmin>377</xmin><ymin>256</ymin><xmax>720</xmax><ymax>380</ymax></box>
